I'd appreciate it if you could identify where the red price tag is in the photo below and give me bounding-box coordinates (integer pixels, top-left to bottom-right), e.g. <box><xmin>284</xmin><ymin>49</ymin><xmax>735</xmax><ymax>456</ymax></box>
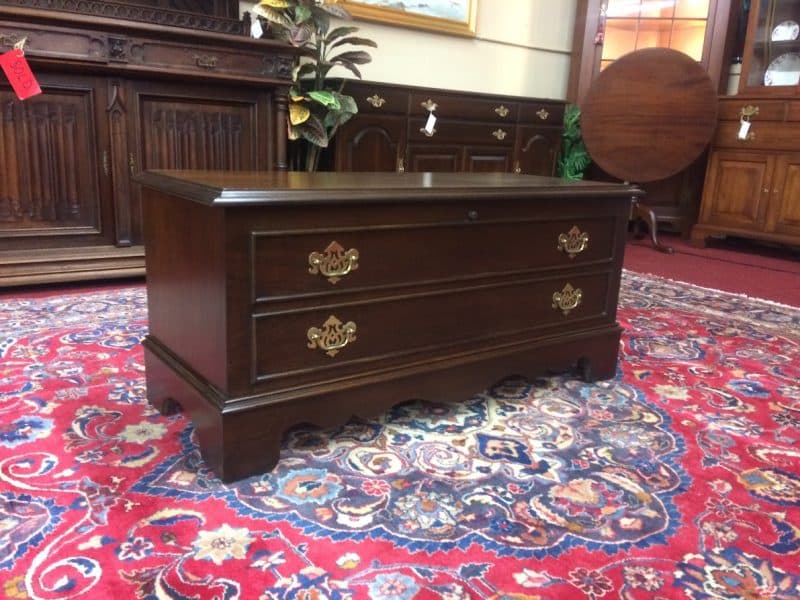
<box><xmin>0</xmin><ymin>48</ymin><xmax>42</xmax><ymax>100</ymax></box>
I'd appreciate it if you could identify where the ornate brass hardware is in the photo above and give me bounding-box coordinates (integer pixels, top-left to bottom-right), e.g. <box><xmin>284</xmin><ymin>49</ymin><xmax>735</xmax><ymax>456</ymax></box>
<box><xmin>491</xmin><ymin>128</ymin><xmax>508</xmax><ymax>140</ymax></box>
<box><xmin>397</xmin><ymin>157</ymin><xmax>405</xmax><ymax>172</ymax></box>
<box><xmin>308</xmin><ymin>241</ymin><xmax>359</xmax><ymax>284</ymax></box>
<box><xmin>307</xmin><ymin>315</ymin><xmax>357</xmax><ymax>357</ymax></box>
<box><xmin>536</xmin><ymin>108</ymin><xmax>550</xmax><ymax>121</ymax></box>
<box><xmin>194</xmin><ymin>54</ymin><xmax>218</xmax><ymax>69</ymax></box>
<box><xmin>366</xmin><ymin>94</ymin><xmax>386</xmax><ymax>108</ymax></box>
<box><xmin>420</xmin><ymin>98</ymin><xmax>438</xmax><ymax>112</ymax></box>
<box><xmin>762</xmin><ymin>186</ymin><xmax>770</xmax><ymax>194</ymax></box>
<box><xmin>557</xmin><ymin>226</ymin><xmax>590</xmax><ymax>258</ymax></box>
<box><xmin>128</xmin><ymin>153</ymin><xmax>136</xmax><ymax>175</ymax></box>
<box><xmin>552</xmin><ymin>283</ymin><xmax>583</xmax><ymax>316</ymax></box>
<box><xmin>740</xmin><ymin>105</ymin><xmax>759</xmax><ymax>119</ymax></box>
<box><xmin>513</xmin><ymin>160</ymin><xmax>521</xmax><ymax>174</ymax></box>
<box><xmin>420</xmin><ymin>126</ymin><xmax>437</xmax><ymax>137</ymax></box>
<box><xmin>494</xmin><ymin>105</ymin><xmax>509</xmax><ymax>117</ymax></box>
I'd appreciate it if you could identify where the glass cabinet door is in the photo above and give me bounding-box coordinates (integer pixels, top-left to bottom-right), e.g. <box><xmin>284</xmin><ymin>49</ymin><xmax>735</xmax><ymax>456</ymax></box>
<box><xmin>740</xmin><ymin>0</ymin><xmax>800</xmax><ymax>93</ymax></box>
<box><xmin>601</xmin><ymin>0</ymin><xmax>712</xmax><ymax>71</ymax></box>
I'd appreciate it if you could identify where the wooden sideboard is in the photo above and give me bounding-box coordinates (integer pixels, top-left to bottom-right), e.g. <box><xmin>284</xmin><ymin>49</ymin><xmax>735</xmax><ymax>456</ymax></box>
<box><xmin>692</xmin><ymin>97</ymin><xmax>800</xmax><ymax>246</ymax></box>
<box><xmin>0</xmin><ymin>2</ymin><xmax>295</xmax><ymax>287</ymax></box>
<box><xmin>137</xmin><ymin>169</ymin><xmax>638</xmax><ymax>482</ymax></box>
<box><xmin>331</xmin><ymin>81</ymin><xmax>565</xmax><ymax>176</ymax></box>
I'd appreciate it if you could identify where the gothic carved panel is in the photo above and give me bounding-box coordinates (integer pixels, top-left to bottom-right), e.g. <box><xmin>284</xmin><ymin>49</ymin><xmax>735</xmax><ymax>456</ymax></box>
<box><xmin>0</xmin><ymin>85</ymin><xmax>102</xmax><ymax>236</ymax></box>
<box><xmin>138</xmin><ymin>98</ymin><xmax>258</xmax><ymax>171</ymax></box>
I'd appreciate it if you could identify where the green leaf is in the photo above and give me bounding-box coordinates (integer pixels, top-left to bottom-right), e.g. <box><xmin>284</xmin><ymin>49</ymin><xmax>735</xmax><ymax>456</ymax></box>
<box><xmin>331</xmin><ymin>61</ymin><xmax>362</xmax><ymax>79</ymax></box>
<box><xmin>317</xmin><ymin>3</ymin><xmax>351</xmax><ymax>19</ymax></box>
<box><xmin>289</xmin><ymin>102</ymin><xmax>311</xmax><ymax>125</ymax></box>
<box><xmin>330</xmin><ymin>36</ymin><xmax>378</xmax><ymax>50</ymax></box>
<box><xmin>296</xmin><ymin>113</ymin><xmax>329</xmax><ymax>148</ymax></box>
<box><xmin>251</xmin><ymin>5</ymin><xmax>293</xmax><ymax>28</ymax></box>
<box><xmin>329</xmin><ymin>50</ymin><xmax>372</xmax><ymax>65</ymax></box>
<box><xmin>258</xmin><ymin>0</ymin><xmax>292</xmax><ymax>7</ymax></box>
<box><xmin>295</xmin><ymin>5</ymin><xmax>312</xmax><ymax>23</ymax></box>
<box><xmin>293</xmin><ymin>62</ymin><xmax>317</xmax><ymax>81</ymax></box>
<box><xmin>307</xmin><ymin>90</ymin><xmax>341</xmax><ymax>109</ymax></box>
<box><xmin>325</xmin><ymin>26</ymin><xmax>360</xmax><ymax>43</ymax></box>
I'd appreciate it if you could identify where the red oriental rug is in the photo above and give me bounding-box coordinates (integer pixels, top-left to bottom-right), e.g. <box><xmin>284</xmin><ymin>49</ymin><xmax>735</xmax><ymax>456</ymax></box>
<box><xmin>1</xmin><ymin>271</ymin><xmax>799</xmax><ymax>599</ymax></box>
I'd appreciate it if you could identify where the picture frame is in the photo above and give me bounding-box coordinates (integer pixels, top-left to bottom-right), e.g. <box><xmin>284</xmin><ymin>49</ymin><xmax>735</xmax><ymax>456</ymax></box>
<box><xmin>339</xmin><ymin>0</ymin><xmax>477</xmax><ymax>38</ymax></box>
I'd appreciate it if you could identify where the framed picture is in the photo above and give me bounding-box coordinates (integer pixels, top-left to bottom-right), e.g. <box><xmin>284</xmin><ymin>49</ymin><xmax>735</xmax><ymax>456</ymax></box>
<box><xmin>339</xmin><ymin>0</ymin><xmax>477</xmax><ymax>37</ymax></box>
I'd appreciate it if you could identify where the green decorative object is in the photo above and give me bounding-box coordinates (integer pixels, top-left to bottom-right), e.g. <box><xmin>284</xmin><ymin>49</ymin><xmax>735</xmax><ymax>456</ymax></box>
<box><xmin>558</xmin><ymin>104</ymin><xmax>592</xmax><ymax>181</ymax></box>
<box><xmin>254</xmin><ymin>0</ymin><xmax>377</xmax><ymax>171</ymax></box>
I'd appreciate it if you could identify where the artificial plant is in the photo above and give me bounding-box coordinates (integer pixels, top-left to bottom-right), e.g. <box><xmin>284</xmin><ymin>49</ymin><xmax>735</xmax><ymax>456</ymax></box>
<box><xmin>253</xmin><ymin>0</ymin><xmax>376</xmax><ymax>171</ymax></box>
<box><xmin>557</xmin><ymin>104</ymin><xmax>591</xmax><ymax>181</ymax></box>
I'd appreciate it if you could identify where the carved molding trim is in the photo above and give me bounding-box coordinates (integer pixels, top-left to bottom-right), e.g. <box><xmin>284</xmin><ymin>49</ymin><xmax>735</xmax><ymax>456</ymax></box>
<box><xmin>3</xmin><ymin>0</ymin><xmax>246</xmax><ymax>35</ymax></box>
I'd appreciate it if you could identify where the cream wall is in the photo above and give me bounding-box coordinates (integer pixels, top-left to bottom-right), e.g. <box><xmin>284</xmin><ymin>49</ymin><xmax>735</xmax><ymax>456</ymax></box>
<box><xmin>241</xmin><ymin>1</ymin><xmax>577</xmax><ymax>100</ymax></box>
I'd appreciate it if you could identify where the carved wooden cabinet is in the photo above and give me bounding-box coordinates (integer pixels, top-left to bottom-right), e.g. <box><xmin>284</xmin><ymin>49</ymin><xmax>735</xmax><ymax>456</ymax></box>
<box><xmin>333</xmin><ymin>81</ymin><xmax>565</xmax><ymax>176</ymax></box>
<box><xmin>0</xmin><ymin>3</ymin><xmax>294</xmax><ymax>286</ymax></box>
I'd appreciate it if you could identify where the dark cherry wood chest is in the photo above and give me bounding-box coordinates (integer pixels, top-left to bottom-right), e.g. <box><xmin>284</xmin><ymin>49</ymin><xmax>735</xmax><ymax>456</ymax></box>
<box><xmin>137</xmin><ymin>170</ymin><xmax>638</xmax><ymax>482</ymax></box>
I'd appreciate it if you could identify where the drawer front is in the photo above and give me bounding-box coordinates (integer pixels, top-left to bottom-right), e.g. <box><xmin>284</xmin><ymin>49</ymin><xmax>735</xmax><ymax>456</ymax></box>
<box><xmin>717</xmin><ymin>100</ymin><xmax>787</xmax><ymax>122</ymax></box>
<box><xmin>519</xmin><ymin>102</ymin><xmax>565</xmax><ymax>126</ymax></box>
<box><xmin>0</xmin><ymin>23</ymin><xmax>107</xmax><ymax>63</ymax></box>
<box><xmin>787</xmin><ymin>102</ymin><xmax>800</xmax><ymax>121</ymax></box>
<box><xmin>130</xmin><ymin>40</ymin><xmax>279</xmax><ymax>79</ymax></box>
<box><xmin>409</xmin><ymin>118</ymin><xmax>516</xmax><ymax>145</ymax></box>
<box><xmin>251</xmin><ymin>217</ymin><xmax>617</xmax><ymax>300</ymax></box>
<box><xmin>409</xmin><ymin>92</ymin><xmax>518</xmax><ymax>122</ymax></box>
<box><xmin>252</xmin><ymin>271</ymin><xmax>614</xmax><ymax>381</ymax></box>
<box><xmin>714</xmin><ymin>120</ymin><xmax>800</xmax><ymax>151</ymax></box>
<box><xmin>351</xmin><ymin>86</ymin><xmax>409</xmax><ymax>115</ymax></box>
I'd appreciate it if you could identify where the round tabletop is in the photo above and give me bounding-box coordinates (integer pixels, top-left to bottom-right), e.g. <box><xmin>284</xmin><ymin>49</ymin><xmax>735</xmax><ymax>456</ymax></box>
<box><xmin>580</xmin><ymin>47</ymin><xmax>718</xmax><ymax>183</ymax></box>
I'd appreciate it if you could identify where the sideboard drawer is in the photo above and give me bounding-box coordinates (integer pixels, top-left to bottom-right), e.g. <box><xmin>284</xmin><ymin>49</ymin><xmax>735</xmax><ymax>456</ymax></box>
<box><xmin>252</xmin><ymin>270</ymin><xmax>614</xmax><ymax>382</ymax></box>
<box><xmin>714</xmin><ymin>120</ymin><xmax>800</xmax><ymax>151</ymax></box>
<box><xmin>519</xmin><ymin>102</ymin><xmax>565</xmax><ymax>126</ymax></box>
<box><xmin>409</xmin><ymin>92</ymin><xmax>519</xmax><ymax>122</ymax></box>
<box><xmin>352</xmin><ymin>86</ymin><xmax>409</xmax><ymax>114</ymax></box>
<box><xmin>130</xmin><ymin>39</ymin><xmax>277</xmax><ymax>79</ymax></box>
<box><xmin>251</xmin><ymin>217</ymin><xmax>617</xmax><ymax>300</ymax></box>
<box><xmin>408</xmin><ymin>118</ymin><xmax>516</xmax><ymax>145</ymax></box>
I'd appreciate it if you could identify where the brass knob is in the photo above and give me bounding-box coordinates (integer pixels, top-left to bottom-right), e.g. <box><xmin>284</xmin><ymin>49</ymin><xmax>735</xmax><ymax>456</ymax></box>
<box><xmin>536</xmin><ymin>108</ymin><xmax>549</xmax><ymax>120</ymax></box>
<box><xmin>307</xmin><ymin>316</ymin><xmax>357</xmax><ymax>357</ymax></box>
<box><xmin>420</xmin><ymin>98</ymin><xmax>438</xmax><ymax>112</ymax></box>
<box><xmin>366</xmin><ymin>94</ymin><xmax>386</xmax><ymax>108</ymax></box>
<box><xmin>494</xmin><ymin>104</ymin><xmax>509</xmax><ymax>117</ymax></box>
<box><xmin>308</xmin><ymin>241</ymin><xmax>359</xmax><ymax>284</ymax></box>
<box><xmin>491</xmin><ymin>128</ymin><xmax>507</xmax><ymax>140</ymax></box>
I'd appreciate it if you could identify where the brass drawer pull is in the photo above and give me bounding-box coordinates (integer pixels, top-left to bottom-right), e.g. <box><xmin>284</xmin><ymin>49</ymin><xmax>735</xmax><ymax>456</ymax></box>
<box><xmin>557</xmin><ymin>226</ymin><xmax>589</xmax><ymax>258</ymax></box>
<box><xmin>494</xmin><ymin>104</ymin><xmax>509</xmax><ymax>117</ymax></box>
<box><xmin>492</xmin><ymin>128</ymin><xmax>508</xmax><ymax>140</ymax></box>
<box><xmin>552</xmin><ymin>283</ymin><xmax>583</xmax><ymax>316</ymax></box>
<box><xmin>740</xmin><ymin>105</ymin><xmax>759</xmax><ymax>119</ymax></box>
<box><xmin>308</xmin><ymin>241</ymin><xmax>359</xmax><ymax>284</ymax></box>
<box><xmin>536</xmin><ymin>108</ymin><xmax>550</xmax><ymax>121</ymax></box>
<box><xmin>307</xmin><ymin>315</ymin><xmax>357</xmax><ymax>357</ymax></box>
<box><xmin>420</xmin><ymin>98</ymin><xmax>438</xmax><ymax>112</ymax></box>
<box><xmin>366</xmin><ymin>94</ymin><xmax>386</xmax><ymax>108</ymax></box>
<box><xmin>194</xmin><ymin>54</ymin><xmax>218</xmax><ymax>69</ymax></box>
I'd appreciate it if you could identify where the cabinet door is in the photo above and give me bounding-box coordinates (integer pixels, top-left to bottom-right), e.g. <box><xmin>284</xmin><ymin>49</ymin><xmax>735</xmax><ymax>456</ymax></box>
<box><xmin>698</xmin><ymin>150</ymin><xmax>773</xmax><ymax>229</ymax></box>
<box><xmin>0</xmin><ymin>74</ymin><xmax>113</xmax><ymax>251</ymax></box>
<box><xmin>463</xmin><ymin>147</ymin><xmax>514</xmax><ymax>172</ymax></box>
<box><xmin>765</xmin><ymin>153</ymin><xmax>800</xmax><ymax>236</ymax></box>
<box><xmin>515</xmin><ymin>127</ymin><xmax>561</xmax><ymax>175</ymax></box>
<box><xmin>129</xmin><ymin>80</ymin><xmax>271</xmax><ymax>242</ymax></box>
<box><xmin>406</xmin><ymin>144</ymin><xmax>462</xmax><ymax>172</ymax></box>
<box><xmin>335</xmin><ymin>114</ymin><xmax>405</xmax><ymax>172</ymax></box>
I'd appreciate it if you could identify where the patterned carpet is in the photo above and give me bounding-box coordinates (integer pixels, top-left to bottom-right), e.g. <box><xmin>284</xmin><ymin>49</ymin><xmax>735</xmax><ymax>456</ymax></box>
<box><xmin>1</xmin><ymin>272</ymin><xmax>799</xmax><ymax>599</ymax></box>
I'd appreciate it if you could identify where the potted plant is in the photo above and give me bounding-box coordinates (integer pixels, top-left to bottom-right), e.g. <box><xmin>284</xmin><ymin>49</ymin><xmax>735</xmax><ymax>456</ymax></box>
<box><xmin>558</xmin><ymin>104</ymin><xmax>591</xmax><ymax>181</ymax></box>
<box><xmin>253</xmin><ymin>0</ymin><xmax>377</xmax><ymax>172</ymax></box>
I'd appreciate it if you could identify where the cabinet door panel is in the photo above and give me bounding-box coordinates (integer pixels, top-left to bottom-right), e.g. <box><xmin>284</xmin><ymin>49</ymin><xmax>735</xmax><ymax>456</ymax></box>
<box><xmin>515</xmin><ymin>127</ymin><xmax>560</xmax><ymax>176</ymax></box>
<box><xmin>699</xmin><ymin>151</ymin><xmax>772</xmax><ymax>228</ymax></box>
<box><xmin>335</xmin><ymin>115</ymin><xmax>404</xmax><ymax>172</ymax></box>
<box><xmin>0</xmin><ymin>76</ymin><xmax>110</xmax><ymax>249</ymax></box>
<box><xmin>464</xmin><ymin>147</ymin><xmax>513</xmax><ymax>173</ymax></box>
<box><xmin>407</xmin><ymin>145</ymin><xmax>461</xmax><ymax>172</ymax></box>
<box><xmin>766</xmin><ymin>154</ymin><xmax>800</xmax><ymax>236</ymax></box>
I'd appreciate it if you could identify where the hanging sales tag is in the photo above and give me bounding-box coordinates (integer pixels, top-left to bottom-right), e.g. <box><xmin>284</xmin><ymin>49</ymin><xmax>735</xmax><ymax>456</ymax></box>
<box><xmin>737</xmin><ymin>117</ymin><xmax>751</xmax><ymax>141</ymax></box>
<box><xmin>0</xmin><ymin>48</ymin><xmax>42</xmax><ymax>100</ymax></box>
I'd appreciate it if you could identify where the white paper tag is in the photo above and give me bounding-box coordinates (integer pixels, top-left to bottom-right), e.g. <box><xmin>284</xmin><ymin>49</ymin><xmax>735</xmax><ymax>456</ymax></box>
<box><xmin>424</xmin><ymin>112</ymin><xmax>437</xmax><ymax>135</ymax></box>
<box><xmin>250</xmin><ymin>16</ymin><xmax>264</xmax><ymax>38</ymax></box>
<box><xmin>737</xmin><ymin>118</ymin><xmax>751</xmax><ymax>140</ymax></box>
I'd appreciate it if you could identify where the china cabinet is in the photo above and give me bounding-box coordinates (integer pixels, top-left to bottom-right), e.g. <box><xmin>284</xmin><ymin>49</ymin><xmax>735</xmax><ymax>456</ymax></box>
<box><xmin>692</xmin><ymin>0</ymin><xmax>800</xmax><ymax>247</ymax></box>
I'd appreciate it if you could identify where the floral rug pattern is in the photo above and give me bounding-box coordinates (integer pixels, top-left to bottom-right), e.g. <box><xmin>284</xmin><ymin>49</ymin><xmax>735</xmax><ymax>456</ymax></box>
<box><xmin>1</xmin><ymin>273</ymin><xmax>799</xmax><ymax>599</ymax></box>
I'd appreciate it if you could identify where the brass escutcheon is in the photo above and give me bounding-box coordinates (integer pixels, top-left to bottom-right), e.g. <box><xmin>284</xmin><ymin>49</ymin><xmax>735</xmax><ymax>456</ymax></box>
<box><xmin>536</xmin><ymin>108</ymin><xmax>549</xmax><ymax>120</ymax></box>
<box><xmin>420</xmin><ymin>98</ymin><xmax>438</xmax><ymax>112</ymax></box>
<box><xmin>366</xmin><ymin>94</ymin><xmax>386</xmax><ymax>108</ymax></box>
<box><xmin>492</xmin><ymin>128</ymin><xmax>507</xmax><ymax>140</ymax></box>
<box><xmin>307</xmin><ymin>315</ymin><xmax>357</xmax><ymax>357</ymax></box>
<box><xmin>308</xmin><ymin>241</ymin><xmax>359</xmax><ymax>284</ymax></box>
<box><xmin>552</xmin><ymin>283</ymin><xmax>583</xmax><ymax>316</ymax></box>
<box><xmin>739</xmin><ymin>105</ymin><xmax>759</xmax><ymax>120</ymax></box>
<box><xmin>557</xmin><ymin>226</ymin><xmax>590</xmax><ymax>258</ymax></box>
<box><xmin>494</xmin><ymin>104</ymin><xmax>509</xmax><ymax>117</ymax></box>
